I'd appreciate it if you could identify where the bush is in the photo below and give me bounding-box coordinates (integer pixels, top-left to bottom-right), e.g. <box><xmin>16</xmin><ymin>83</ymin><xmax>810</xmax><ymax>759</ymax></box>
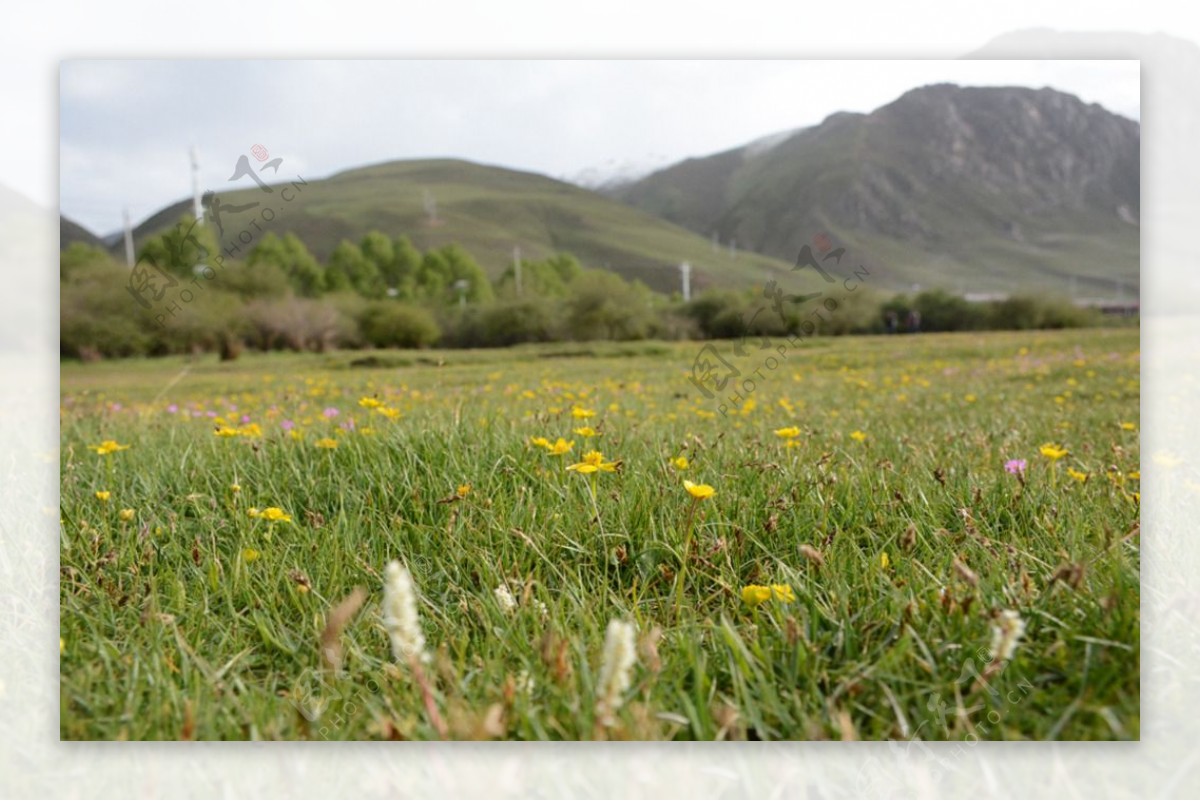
<box><xmin>245</xmin><ymin>297</ymin><xmax>347</xmax><ymax>352</ymax></box>
<box><xmin>477</xmin><ymin>300</ymin><xmax>561</xmax><ymax>347</ymax></box>
<box><xmin>913</xmin><ymin>290</ymin><xmax>986</xmax><ymax>332</ymax></box>
<box><xmin>60</xmin><ymin>260</ymin><xmax>157</xmax><ymax>358</ymax></box>
<box><xmin>814</xmin><ymin>287</ymin><xmax>891</xmax><ymax>336</ymax></box>
<box><xmin>989</xmin><ymin>294</ymin><xmax>1095</xmax><ymax>330</ymax></box>
<box><xmin>562</xmin><ymin>270</ymin><xmax>656</xmax><ymax>341</ymax></box>
<box><xmin>358</xmin><ymin>301</ymin><xmax>441</xmax><ymax>349</ymax></box>
<box><xmin>684</xmin><ymin>290</ymin><xmax>745</xmax><ymax>338</ymax></box>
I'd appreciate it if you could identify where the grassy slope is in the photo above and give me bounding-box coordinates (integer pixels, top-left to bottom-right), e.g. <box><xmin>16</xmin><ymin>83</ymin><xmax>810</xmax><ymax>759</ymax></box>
<box><xmin>130</xmin><ymin>159</ymin><xmax>806</xmax><ymax>296</ymax></box>
<box><xmin>60</xmin><ymin>329</ymin><xmax>1139</xmax><ymax>741</ymax></box>
<box><xmin>616</xmin><ymin>103</ymin><xmax>1140</xmax><ymax>296</ymax></box>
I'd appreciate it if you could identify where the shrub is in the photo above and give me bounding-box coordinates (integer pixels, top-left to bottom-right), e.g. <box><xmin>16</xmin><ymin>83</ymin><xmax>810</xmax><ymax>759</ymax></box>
<box><xmin>358</xmin><ymin>301</ymin><xmax>441</xmax><ymax>349</ymax></box>
<box><xmin>477</xmin><ymin>300</ymin><xmax>561</xmax><ymax>347</ymax></box>
<box><xmin>245</xmin><ymin>297</ymin><xmax>347</xmax><ymax>352</ymax></box>
<box><xmin>60</xmin><ymin>260</ymin><xmax>156</xmax><ymax>358</ymax></box>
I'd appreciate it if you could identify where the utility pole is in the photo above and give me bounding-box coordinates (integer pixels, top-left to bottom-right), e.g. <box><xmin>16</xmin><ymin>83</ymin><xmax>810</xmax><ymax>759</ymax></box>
<box><xmin>123</xmin><ymin>207</ymin><xmax>135</xmax><ymax>268</ymax></box>
<box><xmin>514</xmin><ymin>246</ymin><xmax>523</xmax><ymax>297</ymax></box>
<box><xmin>190</xmin><ymin>146</ymin><xmax>203</xmax><ymax>222</ymax></box>
<box><xmin>680</xmin><ymin>261</ymin><xmax>692</xmax><ymax>301</ymax></box>
<box><xmin>423</xmin><ymin>188</ymin><xmax>438</xmax><ymax>225</ymax></box>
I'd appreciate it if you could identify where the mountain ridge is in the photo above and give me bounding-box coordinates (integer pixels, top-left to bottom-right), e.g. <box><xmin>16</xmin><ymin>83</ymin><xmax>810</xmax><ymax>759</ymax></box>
<box><xmin>71</xmin><ymin>82</ymin><xmax>1139</xmax><ymax>298</ymax></box>
<box><xmin>613</xmin><ymin>83</ymin><xmax>1139</xmax><ymax>295</ymax></box>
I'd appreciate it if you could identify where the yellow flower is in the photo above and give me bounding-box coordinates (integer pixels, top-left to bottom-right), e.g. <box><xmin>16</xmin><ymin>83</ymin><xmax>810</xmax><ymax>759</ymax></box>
<box><xmin>314</xmin><ymin>437</ymin><xmax>339</xmax><ymax>449</ymax></box>
<box><xmin>1127</xmin><ymin>471</ymin><xmax>1140</xmax><ymax>481</ymax></box>
<box><xmin>770</xmin><ymin>584</ymin><xmax>796</xmax><ymax>602</ymax></box>
<box><xmin>683</xmin><ymin>479</ymin><xmax>715</xmax><ymax>500</ymax></box>
<box><xmin>377</xmin><ymin>407</ymin><xmax>402</xmax><ymax>421</ymax></box>
<box><xmin>237</xmin><ymin>422</ymin><xmax>263</xmax><ymax>438</ymax></box>
<box><xmin>571</xmin><ymin>407</ymin><xmax>596</xmax><ymax>419</ymax></box>
<box><xmin>741</xmin><ymin>585</ymin><xmax>772</xmax><ymax>607</ymax></box>
<box><xmin>89</xmin><ymin>439</ymin><xmax>130</xmax><ymax>456</ymax></box>
<box><xmin>230</xmin><ymin>483</ymin><xmax>241</xmax><ymax>493</ymax></box>
<box><xmin>359</xmin><ymin>397</ymin><xmax>383</xmax><ymax>409</ymax></box>
<box><xmin>850</xmin><ymin>430</ymin><xmax>867</xmax><ymax>442</ymax></box>
<box><xmin>573</xmin><ymin>426</ymin><xmax>599</xmax><ymax>438</ymax></box>
<box><xmin>247</xmin><ymin>508</ymin><xmax>260</xmax><ymax>518</ymax></box>
<box><xmin>670</xmin><ymin>456</ymin><xmax>689</xmax><ymax>471</ymax></box>
<box><xmin>260</xmin><ymin>507</ymin><xmax>292</xmax><ymax>523</ymax></box>
<box><xmin>567</xmin><ymin>450</ymin><xmax>618</xmax><ymax>474</ymax></box>
<box><xmin>880</xmin><ymin>552</ymin><xmax>890</xmax><ymax>570</ymax></box>
<box><xmin>1039</xmin><ymin>443</ymin><xmax>1068</xmax><ymax>461</ymax></box>
<box><xmin>242</xmin><ymin>548</ymin><xmax>261</xmax><ymax>563</ymax></box>
<box><xmin>95</xmin><ymin>491</ymin><xmax>111</xmax><ymax>502</ymax></box>
<box><xmin>118</xmin><ymin>508</ymin><xmax>135</xmax><ymax>522</ymax></box>
<box><xmin>530</xmin><ymin>436</ymin><xmax>551</xmax><ymax>449</ymax></box>
<box><xmin>457</xmin><ymin>483</ymin><xmax>472</xmax><ymax>497</ymax></box>
<box><xmin>774</xmin><ymin>426</ymin><xmax>801</xmax><ymax>439</ymax></box>
<box><xmin>1119</xmin><ymin>421</ymin><xmax>1136</xmax><ymax>431</ymax></box>
<box><xmin>214</xmin><ymin>426</ymin><xmax>240</xmax><ymax>437</ymax></box>
<box><xmin>964</xmin><ymin>394</ymin><xmax>977</xmax><ymax>403</ymax></box>
<box><xmin>546</xmin><ymin>437</ymin><xmax>574</xmax><ymax>456</ymax></box>
<box><xmin>1067</xmin><ymin>468</ymin><xmax>1089</xmax><ymax>483</ymax></box>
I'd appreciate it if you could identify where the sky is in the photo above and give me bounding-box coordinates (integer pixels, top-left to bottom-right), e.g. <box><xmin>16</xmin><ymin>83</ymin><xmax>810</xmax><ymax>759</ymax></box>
<box><xmin>58</xmin><ymin>59</ymin><xmax>1140</xmax><ymax>236</ymax></box>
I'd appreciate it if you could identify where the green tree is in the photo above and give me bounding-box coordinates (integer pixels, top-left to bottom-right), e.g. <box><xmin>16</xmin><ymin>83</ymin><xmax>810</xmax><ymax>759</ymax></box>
<box><xmin>137</xmin><ymin>215</ymin><xmax>220</xmax><ymax>278</ymax></box>
<box><xmin>247</xmin><ymin>232</ymin><xmax>324</xmax><ymax>296</ymax></box>
<box><xmin>387</xmin><ymin>235</ymin><xmax>422</xmax><ymax>299</ymax></box>
<box><xmin>326</xmin><ymin>240</ymin><xmax>383</xmax><ymax>298</ymax></box>
<box><xmin>60</xmin><ymin>243</ymin><xmax>115</xmax><ymax>281</ymax></box>
<box><xmin>495</xmin><ymin>252</ymin><xmax>583</xmax><ymax>299</ymax></box>
<box><xmin>358</xmin><ymin>301</ymin><xmax>441</xmax><ymax>348</ymax></box>
<box><xmin>360</xmin><ymin>231</ymin><xmax>394</xmax><ymax>286</ymax></box>
<box><xmin>563</xmin><ymin>270</ymin><xmax>654</xmax><ymax>341</ymax></box>
<box><xmin>415</xmin><ymin>244</ymin><xmax>493</xmax><ymax>305</ymax></box>
<box><xmin>441</xmin><ymin>244</ymin><xmax>492</xmax><ymax>304</ymax></box>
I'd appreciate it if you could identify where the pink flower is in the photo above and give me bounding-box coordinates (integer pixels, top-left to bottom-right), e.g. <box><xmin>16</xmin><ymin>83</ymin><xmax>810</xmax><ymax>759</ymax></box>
<box><xmin>280</xmin><ymin>419</ymin><xmax>295</xmax><ymax>431</ymax></box>
<box><xmin>323</xmin><ymin>407</ymin><xmax>340</xmax><ymax>419</ymax></box>
<box><xmin>167</xmin><ymin>404</ymin><xmax>178</xmax><ymax>413</ymax></box>
<box><xmin>1005</xmin><ymin>459</ymin><xmax>1027</xmax><ymax>475</ymax></box>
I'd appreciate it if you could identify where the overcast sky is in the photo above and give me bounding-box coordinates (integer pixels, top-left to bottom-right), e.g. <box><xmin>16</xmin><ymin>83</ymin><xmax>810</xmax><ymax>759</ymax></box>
<box><xmin>59</xmin><ymin>59</ymin><xmax>1139</xmax><ymax>235</ymax></box>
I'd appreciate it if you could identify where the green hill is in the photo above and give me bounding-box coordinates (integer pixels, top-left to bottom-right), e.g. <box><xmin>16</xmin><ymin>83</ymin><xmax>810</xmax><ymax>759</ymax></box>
<box><xmin>128</xmin><ymin>159</ymin><xmax>807</xmax><ymax>296</ymax></box>
<box><xmin>614</xmin><ymin>84</ymin><xmax>1140</xmax><ymax>296</ymax></box>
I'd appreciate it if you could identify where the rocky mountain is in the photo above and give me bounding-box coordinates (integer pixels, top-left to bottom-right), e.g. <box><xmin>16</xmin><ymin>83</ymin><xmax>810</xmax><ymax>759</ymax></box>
<box><xmin>614</xmin><ymin>84</ymin><xmax>1140</xmax><ymax>295</ymax></box>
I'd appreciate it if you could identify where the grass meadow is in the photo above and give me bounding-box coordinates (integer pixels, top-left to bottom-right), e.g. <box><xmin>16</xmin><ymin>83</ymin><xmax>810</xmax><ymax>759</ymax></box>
<box><xmin>59</xmin><ymin>328</ymin><xmax>1140</xmax><ymax>740</ymax></box>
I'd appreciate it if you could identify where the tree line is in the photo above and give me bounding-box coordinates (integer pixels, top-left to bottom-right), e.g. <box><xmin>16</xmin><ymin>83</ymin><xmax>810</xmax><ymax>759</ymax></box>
<box><xmin>60</xmin><ymin>215</ymin><xmax>1113</xmax><ymax>360</ymax></box>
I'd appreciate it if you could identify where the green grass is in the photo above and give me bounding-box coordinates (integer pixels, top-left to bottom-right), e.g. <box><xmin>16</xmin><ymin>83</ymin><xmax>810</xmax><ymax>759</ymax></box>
<box><xmin>129</xmin><ymin>158</ymin><xmax>801</xmax><ymax>296</ymax></box>
<box><xmin>59</xmin><ymin>328</ymin><xmax>1140</xmax><ymax>740</ymax></box>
